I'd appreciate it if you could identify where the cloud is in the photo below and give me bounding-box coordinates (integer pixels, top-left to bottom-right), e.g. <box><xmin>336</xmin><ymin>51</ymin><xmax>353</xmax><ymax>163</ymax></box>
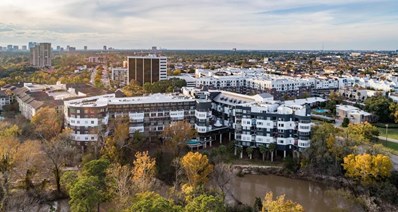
<box><xmin>0</xmin><ymin>0</ymin><xmax>397</xmax><ymax>50</ymax></box>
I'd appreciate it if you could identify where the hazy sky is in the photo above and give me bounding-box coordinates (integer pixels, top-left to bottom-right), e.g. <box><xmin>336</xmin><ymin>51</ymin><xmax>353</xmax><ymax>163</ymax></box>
<box><xmin>0</xmin><ymin>0</ymin><xmax>397</xmax><ymax>50</ymax></box>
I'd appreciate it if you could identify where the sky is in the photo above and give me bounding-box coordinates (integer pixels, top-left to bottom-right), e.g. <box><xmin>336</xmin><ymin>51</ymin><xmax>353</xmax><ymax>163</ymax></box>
<box><xmin>0</xmin><ymin>0</ymin><xmax>397</xmax><ymax>50</ymax></box>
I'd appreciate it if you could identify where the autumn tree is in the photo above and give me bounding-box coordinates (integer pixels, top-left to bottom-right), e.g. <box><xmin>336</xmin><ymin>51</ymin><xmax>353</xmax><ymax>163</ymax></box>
<box><xmin>342</xmin><ymin>153</ymin><xmax>392</xmax><ymax>184</ymax></box>
<box><xmin>181</xmin><ymin>152</ymin><xmax>213</xmax><ymax>187</ymax></box>
<box><xmin>127</xmin><ymin>192</ymin><xmax>181</xmax><ymax>212</ymax></box>
<box><xmin>40</xmin><ymin>130</ymin><xmax>80</xmax><ymax>194</ymax></box>
<box><xmin>132</xmin><ymin>151</ymin><xmax>156</xmax><ymax>192</ymax></box>
<box><xmin>14</xmin><ymin>140</ymin><xmax>49</xmax><ymax>191</ymax></box>
<box><xmin>0</xmin><ymin>136</ymin><xmax>19</xmax><ymax>211</ymax></box>
<box><xmin>301</xmin><ymin>123</ymin><xmax>343</xmax><ymax>175</ymax></box>
<box><xmin>162</xmin><ymin>121</ymin><xmax>196</xmax><ymax>156</ymax></box>
<box><xmin>102</xmin><ymin>118</ymin><xmax>134</xmax><ymax>165</ymax></box>
<box><xmin>31</xmin><ymin>107</ymin><xmax>62</xmax><ymax>140</ymax></box>
<box><xmin>185</xmin><ymin>194</ymin><xmax>225</xmax><ymax>212</ymax></box>
<box><xmin>390</xmin><ymin>102</ymin><xmax>398</xmax><ymax>123</ymax></box>
<box><xmin>122</xmin><ymin>80</ymin><xmax>145</xmax><ymax>97</ymax></box>
<box><xmin>106</xmin><ymin>163</ymin><xmax>133</xmax><ymax>208</ymax></box>
<box><xmin>346</xmin><ymin>122</ymin><xmax>379</xmax><ymax>143</ymax></box>
<box><xmin>262</xmin><ymin>192</ymin><xmax>304</xmax><ymax>212</ymax></box>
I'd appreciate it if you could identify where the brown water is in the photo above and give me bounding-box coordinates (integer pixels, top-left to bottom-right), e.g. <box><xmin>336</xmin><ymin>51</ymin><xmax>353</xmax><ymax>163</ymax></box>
<box><xmin>231</xmin><ymin>174</ymin><xmax>364</xmax><ymax>212</ymax></box>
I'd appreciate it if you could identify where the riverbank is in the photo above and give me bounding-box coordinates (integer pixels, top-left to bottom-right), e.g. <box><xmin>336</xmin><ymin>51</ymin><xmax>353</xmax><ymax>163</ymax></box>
<box><xmin>228</xmin><ymin>164</ymin><xmax>398</xmax><ymax>212</ymax></box>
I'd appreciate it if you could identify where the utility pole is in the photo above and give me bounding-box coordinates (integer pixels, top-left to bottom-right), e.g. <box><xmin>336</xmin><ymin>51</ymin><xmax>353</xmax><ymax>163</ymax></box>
<box><xmin>385</xmin><ymin>124</ymin><xmax>389</xmax><ymax>143</ymax></box>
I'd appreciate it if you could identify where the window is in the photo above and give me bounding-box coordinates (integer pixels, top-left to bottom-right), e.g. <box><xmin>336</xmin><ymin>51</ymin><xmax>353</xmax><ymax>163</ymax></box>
<box><xmin>91</xmin><ymin>121</ymin><xmax>94</xmax><ymax>124</ymax></box>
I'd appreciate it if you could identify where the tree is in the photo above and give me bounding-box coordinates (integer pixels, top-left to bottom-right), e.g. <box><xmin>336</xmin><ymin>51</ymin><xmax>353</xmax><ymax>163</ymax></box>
<box><xmin>14</xmin><ymin>140</ymin><xmax>49</xmax><ymax>191</ymax></box>
<box><xmin>0</xmin><ymin>136</ymin><xmax>19</xmax><ymax>211</ymax></box>
<box><xmin>106</xmin><ymin>164</ymin><xmax>133</xmax><ymax>208</ymax></box>
<box><xmin>184</xmin><ymin>194</ymin><xmax>225</xmax><ymax>212</ymax></box>
<box><xmin>80</xmin><ymin>158</ymin><xmax>112</xmax><ymax>211</ymax></box>
<box><xmin>262</xmin><ymin>192</ymin><xmax>304</xmax><ymax>212</ymax></box>
<box><xmin>102</xmin><ymin>118</ymin><xmax>136</xmax><ymax>165</ymax></box>
<box><xmin>181</xmin><ymin>152</ymin><xmax>213</xmax><ymax>187</ymax></box>
<box><xmin>31</xmin><ymin>107</ymin><xmax>62</xmax><ymax>140</ymax></box>
<box><xmin>122</xmin><ymin>80</ymin><xmax>145</xmax><ymax>97</ymax></box>
<box><xmin>346</xmin><ymin>122</ymin><xmax>379</xmax><ymax>143</ymax></box>
<box><xmin>69</xmin><ymin>176</ymin><xmax>102</xmax><ymax>212</ymax></box>
<box><xmin>61</xmin><ymin>171</ymin><xmax>78</xmax><ymax>194</ymax></box>
<box><xmin>300</xmin><ymin>123</ymin><xmax>343</xmax><ymax>176</ymax></box>
<box><xmin>390</xmin><ymin>102</ymin><xmax>398</xmax><ymax>123</ymax></box>
<box><xmin>162</xmin><ymin>121</ymin><xmax>196</xmax><ymax>156</ymax></box>
<box><xmin>246</xmin><ymin>147</ymin><xmax>254</xmax><ymax>160</ymax></box>
<box><xmin>259</xmin><ymin>145</ymin><xmax>268</xmax><ymax>161</ymax></box>
<box><xmin>40</xmin><ymin>130</ymin><xmax>80</xmax><ymax>194</ymax></box>
<box><xmin>269</xmin><ymin>143</ymin><xmax>277</xmax><ymax>162</ymax></box>
<box><xmin>0</xmin><ymin>124</ymin><xmax>21</xmax><ymax>137</ymax></box>
<box><xmin>127</xmin><ymin>192</ymin><xmax>181</xmax><ymax>212</ymax></box>
<box><xmin>364</xmin><ymin>94</ymin><xmax>393</xmax><ymax>122</ymax></box>
<box><xmin>132</xmin><ymin>151</ymin><xmax>156</xmax><ymax>192</ymax></box>
<box><xmin>342</xmin><ymin>153</ymin><xmax>392</xmax><ymax>185</ymax></box>
<box><xmin>342</xmin><ymin>117</ymin><xmax>350</xmax><ymax>128</ymax></box>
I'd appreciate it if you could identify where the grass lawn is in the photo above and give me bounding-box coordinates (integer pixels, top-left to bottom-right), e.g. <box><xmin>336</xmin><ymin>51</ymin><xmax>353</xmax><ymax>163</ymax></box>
<box><xmin>377</xmin><ymin>127</ymin><xmax>398</xmax><ymax>140</ymax></box>
<box><xmin>380</xmin><ymin>140</ymin><xmax>398</xmax><ymax>151</ymax></box>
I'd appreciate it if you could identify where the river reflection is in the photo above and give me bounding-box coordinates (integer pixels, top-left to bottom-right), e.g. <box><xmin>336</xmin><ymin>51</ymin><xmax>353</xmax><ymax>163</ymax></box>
<box><xmin>231</xmin><ymin>174</ymin><xmax>363</xmax><ymax>212</ymax></box>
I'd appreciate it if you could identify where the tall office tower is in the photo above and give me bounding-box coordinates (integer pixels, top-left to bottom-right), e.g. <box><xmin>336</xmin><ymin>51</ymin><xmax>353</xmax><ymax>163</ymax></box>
<box><xmin>7</xmin><ymin>45</ymin><xmax>12</xmax><ymax>51</ymax></box>
<box><xmin>56</xmin><ymin>46</ymin><xmax>61</xmax><ymax>51</ymax></box>
<box><xmin>22</xmin><ymin>45</ymin><xmax>27</xmax><ymax>51</ymax></box>
<box><xmin>30</xmin><ymin>43</ymin><xmax>52</xmax><ymax>68</ymax></box>
<box><xmin>103</xmin><ymin>45</ymin><xmax>107</xmax><ymax>51</ymax></box>
<box><xmin>28</xmin><ymin>42</ymin><xmax>37</xmax><ymax>50</ymax></box>
<box><xmin>84</xmin><ymin>46</ymin><xmax>87</xmax><ymax>51</ymax></box>
<box><xmin>127</xmin><ymin>56</ymin><xmax>167</xmax><ymax>85</ymax></box>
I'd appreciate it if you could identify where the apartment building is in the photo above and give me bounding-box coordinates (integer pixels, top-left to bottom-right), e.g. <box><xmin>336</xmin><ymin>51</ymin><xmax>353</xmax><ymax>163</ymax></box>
<box><xmin>0</xmin><ymin>90</ymin><xmax>11</xmax><ymax>111</ymax></box>
<box><xmin>12</xmin><ymin>82</ymin><xmax>109</xmax><ymax>120</ymax></box>
<box><xmin>30</xmin><ymin>43</ymin><xmax>52</xmax><ymax>67</ymax></box>
<box><xmin>127</xmin><ymin>55</ymin><xmax>167</xmax><ymax>85</ymax></box>
<box><xmin>111</xmin><ymin>68</ymin><xmax>128</xmax><ymax>86</ymax></box>
<box><xmin>64</xmin><ymin>93</ymin><xmax>196</xmax><ymax>143</ymax></box>
<box><xmin>336</xmin><ymin>104</ymin><xmax>374</xmax><ymax>124</ymax></box>
<box><xmin>173</xmin><ymin>68</ymin><xmax>338</xmax><ymax>99</ymax></box>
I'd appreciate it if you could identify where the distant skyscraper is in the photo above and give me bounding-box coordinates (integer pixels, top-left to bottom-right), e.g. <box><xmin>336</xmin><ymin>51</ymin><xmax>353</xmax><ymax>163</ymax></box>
<box><xmin>22</xmin><ymin>45</ymin><xmax>27</xmax><ymax>51</ymax></box>
<box><xmin>13</xmin><ymin>46</ymin><xmax>19</xmax><ymax>51</ymax></box>
<box><xmin>56</xmin><ymin>46</ymin><xmax>61</xmax><ymax>51</ymax></box>
<box><xmin>127</xmin><ymin>55</ymin><xmax>167</xmax><ymax>85</ymax></box>
<box><xmin>28</xmin><ymin>42</ymin><xmax>37</xmax><ymax>50</ymax></box>
<box><xmin>103</xmin><ymin>45</ymin><xmax>107</xmax><ymax>51</ymax></box>
<box><xmin>7</xmin><ymin>45</ymin><xmax>12</xmax><ymax>51</ymax></box>
<box><xmin>84</xmin><ymin>46</ymin><xmax>87</xmax><ymax>51</ymax></box>
<box><xmin>30</xmin><ymin>43</ymin><xmax>52</xmax><ymax>68</ymax></box>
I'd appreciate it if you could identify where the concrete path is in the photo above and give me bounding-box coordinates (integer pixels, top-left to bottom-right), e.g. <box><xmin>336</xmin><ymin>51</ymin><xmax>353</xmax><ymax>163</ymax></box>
<box><xmin>376</xmin><ymin>136</ymin><xmax>398</xmax><ymax>144</ymax></box>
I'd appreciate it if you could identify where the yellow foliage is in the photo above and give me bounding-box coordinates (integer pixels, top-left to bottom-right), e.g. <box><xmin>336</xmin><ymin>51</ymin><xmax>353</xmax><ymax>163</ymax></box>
<box><xmin>132</xmin><ymin>151</ymin><xmax>156</xmax><ymax>192</ymax></box>
<box><xmin>262</xmin><ymin>192</ymin><xmax>304</xmax><ymax>212</ymax></box>
<box><xmin>342</xmin><ymin>153</ymin><xmax>392</xmax><ymax>184</ymax></box>
<box><xmin>162</xmin><ymin>121</ymin><xmax>197</xmax><ymax>156</ymax></box>
<box><xmin>180</xmin><ymin>152</ymin><xmax>213</xmax><ymax>187</ymax></box>
<box><xmin>31</xmin><ymin>107</ymin><xmax>62</xmax><ymax>140</ymax></box>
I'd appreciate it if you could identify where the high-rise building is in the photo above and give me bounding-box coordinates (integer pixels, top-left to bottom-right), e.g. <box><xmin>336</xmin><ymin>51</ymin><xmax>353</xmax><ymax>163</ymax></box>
<box><xmin>28</xmin><ymin>42</ymin><xmax>37</xmax><ymax>50</ymax></box>
<box><xmin>22</xmin><ymin>45</ymin><xmax>27</xmax><ymax>51</ymax></box>
<box><xmin>56</xmin><ymin>46</ymin><xmax>61</xmax><ymax>51</ymax></box>
<box><xmin>7</xmin><ymin>45</ymin><xmax>12</xmax><ymax>51</ymax></box>
<box><xmin>30</xmin><ymin>43</ymin><xmax>52</xmax><ymax>68</ymax></box>
<box><xmin>84</xmin><ymin>46</ymin><xmax>87</xmax><ymax>51</ymax></box>
<box><xmin>127</xmin><ymin>55</ymin><xmax>167</xmax><ymax>85</ymax></box>
<box><xmin>13</xmin><ymin>46</ymin><xmax>19</xmax><ymax>51</ymax></box>
<box><xmin>103</xmin><ymin>45</ymin><xmax>107</xmax><ymax>51</ymax></box>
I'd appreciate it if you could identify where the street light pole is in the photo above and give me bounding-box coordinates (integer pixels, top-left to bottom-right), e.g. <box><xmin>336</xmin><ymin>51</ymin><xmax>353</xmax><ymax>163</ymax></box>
<box><xmin>386</xmin><ymin>124</ymin><xmax>389</xmax><ymax>143</ymax></box>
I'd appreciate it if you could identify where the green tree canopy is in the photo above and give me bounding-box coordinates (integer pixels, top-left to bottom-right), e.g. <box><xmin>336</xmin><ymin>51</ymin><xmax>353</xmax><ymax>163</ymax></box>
<box><xmin>127</xmin><ymin>192</ymin><xmax>181</xmax><ymax>212</ymax></box>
